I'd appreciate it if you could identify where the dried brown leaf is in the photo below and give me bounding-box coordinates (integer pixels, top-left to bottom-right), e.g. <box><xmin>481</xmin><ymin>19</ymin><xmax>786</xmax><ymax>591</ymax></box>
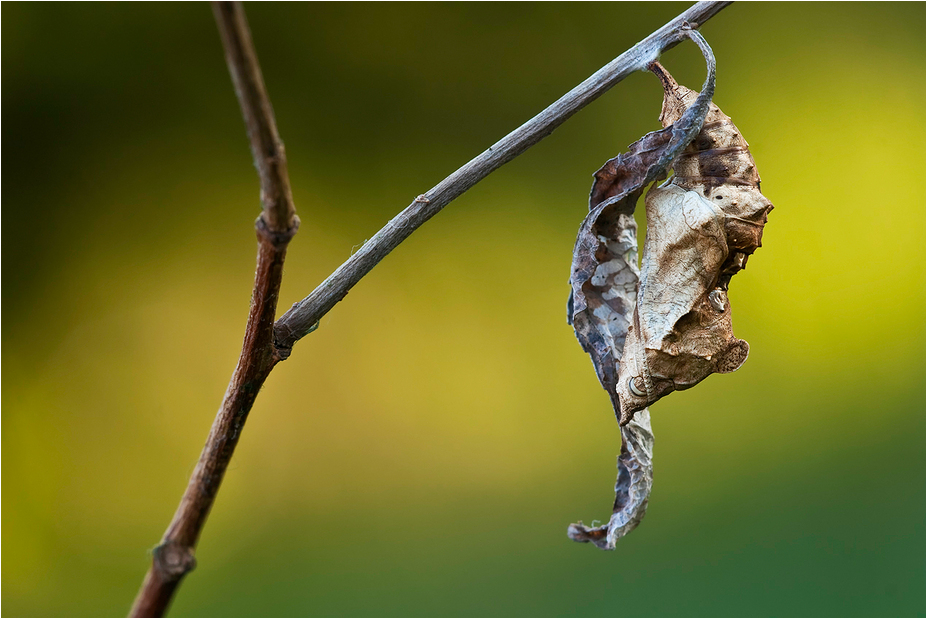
<box><xmin>567</xmin><ymin>28</ymin><xmax>716</xmax><ymax>550</ymax></box>
<box><xmin>614</xmin><ymin>63</ymin><xmax>774</xmax><ymax>422</ymax></box>
<box><xmin>568</xmin><ymin>30</ymin><xmax>716</xmax><ymax>422</ymax></box>
<box><xmin>568</xmin><ymin>39</ymin><xmax>774</xmax><ymax>549</ymax></box>
<box><xmin>567</xmin><ymin>410</ymin><xmax>653</xmax><ymax>550</ymax></box>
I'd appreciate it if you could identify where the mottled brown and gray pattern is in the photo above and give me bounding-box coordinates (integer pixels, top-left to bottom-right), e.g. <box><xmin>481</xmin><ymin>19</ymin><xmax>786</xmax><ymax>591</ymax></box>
<box><xmin>567</xmin><ymin>410</ymin><xmax>653</xmax><ymax>549</ymax></box>
<box><xmin>567</xmin><ymin>29</ymin><xmax>715</xmax><ymax>550</ymax></box>
<box><xmin>614</xmin><ymin>63</ymin><xmax>774</xmax><ymax>421</ymax></box>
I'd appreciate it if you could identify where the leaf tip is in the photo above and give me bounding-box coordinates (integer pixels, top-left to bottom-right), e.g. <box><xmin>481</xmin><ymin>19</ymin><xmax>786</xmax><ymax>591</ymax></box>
<box><xmin>567</xmin><ymin>522</ymin><xmax>614</xmax><ymax>550</ymax></box>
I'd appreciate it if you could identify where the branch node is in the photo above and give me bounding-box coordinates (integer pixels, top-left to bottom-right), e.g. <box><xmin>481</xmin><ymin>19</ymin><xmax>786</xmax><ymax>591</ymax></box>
<box><xmin>273</xmin><ymin>319</ymin><xmax>319</xmax><ymax>361</ymax></box>
<box><xmin>255</xmin><ymin>214</ymin><xmax>300</xmax><ymax>249</ymax></box>
<box><xmin>152</xmin><ymin>541</ymin><xmax>196</xmax><ymax>582</ymax></box>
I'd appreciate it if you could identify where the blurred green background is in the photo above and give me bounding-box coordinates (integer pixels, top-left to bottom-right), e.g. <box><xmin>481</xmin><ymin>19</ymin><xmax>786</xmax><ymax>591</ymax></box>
<box><xmin>3</xmin><ymin>2</ymin><xmax>924</xmax><ymax>617</ymax></box>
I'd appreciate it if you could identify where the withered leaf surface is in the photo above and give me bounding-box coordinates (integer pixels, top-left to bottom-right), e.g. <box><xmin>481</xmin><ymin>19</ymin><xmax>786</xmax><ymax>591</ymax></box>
<box><xmin>614</xmin><ymin>62</ymin><xmax>774</xmax><ymax>421</ymax></box>
<box><xmin>568</xmin><ymin>32</ymin><xmax>716</xmax><ymax>424</ymax></box>
<box><xmin>567</xmin><ymin>29</ymin><xmax>715</xmax><ymax>550</ymax></box>
<box><xmin>567</xmin><ymin>410</ymin><xmax>653</xmax><ymax>550</ymax></box>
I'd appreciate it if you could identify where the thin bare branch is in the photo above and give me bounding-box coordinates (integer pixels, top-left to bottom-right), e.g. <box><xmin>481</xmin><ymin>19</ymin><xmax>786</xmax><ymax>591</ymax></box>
<box><xmin>213</xmin><ymin>0</ymin><xmax>298</xmax><ymax>234</ymax></box>
<box><xmin>274</xmin><ymin>1</ymin><xmax>732</xmax><ymax>351</ymax></box>
<box><xmin>129</xmin><ymin>2</ymin><xmax>298</xmax><ymax>616</ymax></box>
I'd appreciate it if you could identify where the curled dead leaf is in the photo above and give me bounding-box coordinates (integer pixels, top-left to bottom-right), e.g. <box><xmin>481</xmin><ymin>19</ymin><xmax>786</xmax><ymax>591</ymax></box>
<box><xmin>615</xmin><ymin>62</ymin><xmax>774</xmax><ymax>421</ymax></box>
<box><xmin>567</xmin><ymin>28</ymin><xmax>718</xmax><ymax>550</ymax></box>
<box><xmin>567</xmin><ymin>29</ymin><xmax>773</xmax><ymax>550</ymax></box>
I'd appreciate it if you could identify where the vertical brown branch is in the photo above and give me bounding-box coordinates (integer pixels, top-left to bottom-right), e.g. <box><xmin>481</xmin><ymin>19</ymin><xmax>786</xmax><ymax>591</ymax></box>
<box><xmin>213</xmin><ymin>1</ymin><xmax>298</xmax><ymax>234</ymax></box>
<box><xmin>129</xmin><ymin>2</ymin><xmax>298</xmax><ymax>616</ymax></box>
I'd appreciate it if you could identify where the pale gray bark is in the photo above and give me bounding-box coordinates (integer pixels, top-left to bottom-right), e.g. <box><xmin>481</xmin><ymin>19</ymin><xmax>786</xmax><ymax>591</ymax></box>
<box><xmin>273</xmin><ymin>1</ymin><xmax>733</xmax><ymax>352</ymax></box>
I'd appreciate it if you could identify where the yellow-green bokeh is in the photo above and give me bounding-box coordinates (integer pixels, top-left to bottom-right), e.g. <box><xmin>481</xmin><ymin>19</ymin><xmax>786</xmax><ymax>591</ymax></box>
<box><xmin>3</xmin><ymin>3</ymin><xmax>924</xmax><ymax>616</ymax></box>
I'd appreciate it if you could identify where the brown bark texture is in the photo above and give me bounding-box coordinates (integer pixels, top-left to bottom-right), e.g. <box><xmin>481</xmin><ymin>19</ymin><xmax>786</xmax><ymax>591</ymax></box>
<box><xmin>129</xmin><ymin>2</ymin><xmax>297</xmax><ymax>615</ymax></box>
